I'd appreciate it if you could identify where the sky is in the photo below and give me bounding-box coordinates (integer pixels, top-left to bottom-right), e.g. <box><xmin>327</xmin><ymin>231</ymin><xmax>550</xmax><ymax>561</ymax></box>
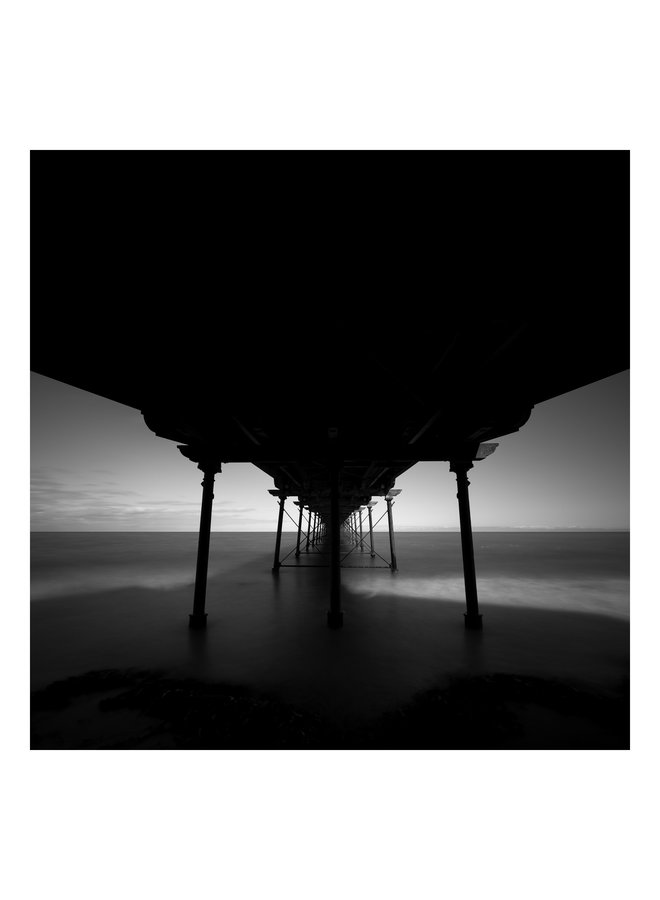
<box><xmin>30</xmin><ymin>369</ymin><xmax>629</xmax><ymax>532</ymax></box>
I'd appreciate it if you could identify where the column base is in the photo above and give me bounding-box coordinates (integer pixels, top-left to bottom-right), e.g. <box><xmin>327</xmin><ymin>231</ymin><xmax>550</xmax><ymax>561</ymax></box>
<box><xmin>327</xmin><ymin>610</ymin><xmax>344</xmax><ymax>629</ymax></box>
<box><xmin>464</xmin><ymin>612</ymin><xmax>483</xmax><ymax>630</ymax></box>
<box><xmin>272</xmin><ymin>566</ymin><xmax>280</xmax><ymax>575</ymax></box>
<box><xmin>188</xmin><ymin>612</ymin><xmax>208</xmax><ymax>629</ymax></box>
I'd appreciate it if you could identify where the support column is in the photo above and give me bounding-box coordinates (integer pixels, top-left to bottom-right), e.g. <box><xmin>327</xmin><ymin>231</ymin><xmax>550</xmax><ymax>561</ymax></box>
<box><xmin>189</xmin><ymin>464</ymin><xmax>220</xmax><ymax>629</ymax></box>
<box><xmin>327</xmin><ymin>464</ymin><xmax>343</xmax><ymax>628</ymax></box>
<box><xmin>294</xmin><ymin>501</ymin><xmax>304</xmax><ymax>557</ymax></box>
<box><xmin>305</xmin><ymin>508</ymin><xmax>312</xmax><ymax>552</ymax></box>
<box><xmin>450</xmin><ymin>460</ymin><xmax>482</xmax><ymax>629</ymax></box>
<box><xmin>359</xmin><ymin>508</ymin><xmax>364</xmax><ymax>551</ymax></box>
<box><xmin>385</xmin><ymin>495</ymin><xmax>398</xmax><ymax>572</ymax></box>
<box><xmin>271</xmin><ymin>492</ymin><xmax>287</xmax><ymax>574</ymax></box>
<box><xmin>368</xmin><ymin>502</ymin><xmax>376</xmax><ymax>558</ymax></box>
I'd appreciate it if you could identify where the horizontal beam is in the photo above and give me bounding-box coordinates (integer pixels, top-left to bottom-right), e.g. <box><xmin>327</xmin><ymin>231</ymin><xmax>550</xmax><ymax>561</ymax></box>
<box><xmin>179</xmin><ymin>444</ymin><xmax>488</xmax><ymax>465</ymax></box>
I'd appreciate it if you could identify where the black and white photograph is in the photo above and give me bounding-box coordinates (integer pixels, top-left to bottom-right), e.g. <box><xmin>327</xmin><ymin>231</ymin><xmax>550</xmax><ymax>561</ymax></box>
<box><xmin>30</xmin><ymin>152</ymin><xmax>630</xmax><ymax>752</ymax></box>
<box><xmin>4</xmin><ymin>4</ymin><xmax>657</xmax><ymax>900</ymax></box>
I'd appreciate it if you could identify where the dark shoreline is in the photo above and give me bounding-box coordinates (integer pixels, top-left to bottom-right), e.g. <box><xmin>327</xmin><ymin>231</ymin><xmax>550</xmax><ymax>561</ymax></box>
<box><xmin>31</xmin><ymin>668</ymin><xmax>629</xmax><ymax>750</ymax></box>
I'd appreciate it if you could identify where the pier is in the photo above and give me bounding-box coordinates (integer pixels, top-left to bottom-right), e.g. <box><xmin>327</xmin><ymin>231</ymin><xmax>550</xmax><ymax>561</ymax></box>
<box><xmin>30</xmin><ymin>152</ymin><xmax>629</xmax><ymax>636</ymax></box>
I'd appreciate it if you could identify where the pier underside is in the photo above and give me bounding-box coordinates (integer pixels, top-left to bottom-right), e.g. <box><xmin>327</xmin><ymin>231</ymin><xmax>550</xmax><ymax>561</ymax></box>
<box><xmin>30</xmin><ymin>152</ymin><xmax>629</xmax><ymax>630</ymax></box>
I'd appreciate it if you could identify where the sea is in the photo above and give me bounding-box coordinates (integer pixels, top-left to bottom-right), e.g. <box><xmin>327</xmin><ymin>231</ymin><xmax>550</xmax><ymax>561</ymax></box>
<box><xmin>30</xmin><ymin>531</ymin><xmax>630</xmax><ymax>724</ymax></box>
<box><xmin>31</xmin><ymin>530</ymin><xmax>630</xmax><ymax>614</ymax></box>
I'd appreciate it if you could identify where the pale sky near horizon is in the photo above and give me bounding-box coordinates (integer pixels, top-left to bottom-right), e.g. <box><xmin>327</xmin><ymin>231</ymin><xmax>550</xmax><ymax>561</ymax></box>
<box><xmin>30</xmin><ymin>369</ymin><xmax>629</xmax><ymax>532</ymax></box>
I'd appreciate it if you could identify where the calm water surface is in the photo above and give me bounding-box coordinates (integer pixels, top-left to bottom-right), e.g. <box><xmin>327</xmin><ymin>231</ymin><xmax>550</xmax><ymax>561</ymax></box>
<box><xmin>31</xmin><ymin>531</ymin><xmax>629</xmax><ymax>617</ymax></box>
<box><xmin>31</xmin><ymin>532</ymin><xmax>629</xmax><ymax>719</ymax></box>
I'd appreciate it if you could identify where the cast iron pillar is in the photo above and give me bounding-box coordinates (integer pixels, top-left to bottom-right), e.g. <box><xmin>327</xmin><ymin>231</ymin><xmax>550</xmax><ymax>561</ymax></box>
<box><xmin>368</xmin><ymin>502</ymin><xmax>376</xmax><ymax>558</ymax></box>
<box><xmin>385</xmin><ymin>495</ymin><xmax>398</xmax><ymax>572</ymax></box>
<box><xmin>294</xmin><ymin>501</ymin><xmax>304</xmax><ymax>557</ymax></box>
<box><xmin>327</xmin><ymin>464</ymin><xmax>343</xmax><ymax>628</ymax></box>
<box><xmin>359</xmin><ymin>508</ymin><xmax>365</xmax><ymax>551</ymax></box>
<box><xmin>450</xmin><ymin>460</ymin><xmax>482</xmax><ymax>629</ymax></box>
<box><xmin>270</xmin><ymin>491</ymin><xmax>287</xmax><ymax>574</ymax></box>
<box><xmin>189</xmin><ymin>464</ymin><xmax>221</xmax><ymax>629</ymax></box>
<box><xmin>305</xmin><ymin>508</ymin><xmax>312</xmax><ymax>552</ymax></box>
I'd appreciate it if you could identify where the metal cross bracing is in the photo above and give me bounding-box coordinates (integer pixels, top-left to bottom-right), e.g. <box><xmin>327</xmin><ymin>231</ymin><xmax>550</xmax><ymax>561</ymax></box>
<box><xmin>338</xmin><ymin>502</ymin><xmax>394</xmax><ymax>569</ymax></box>
<box><xmin>269</xmin><ymin>494</ymin><xmax>397</xmax><ymax>571</ymax></box>
<box><xmin>270</xmin><ymin>496</ymin><xmax>327</xmax><ymax>569</ymax></box>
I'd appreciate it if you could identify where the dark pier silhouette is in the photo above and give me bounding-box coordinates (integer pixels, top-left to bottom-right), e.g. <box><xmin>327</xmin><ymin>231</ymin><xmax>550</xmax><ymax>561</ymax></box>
<box><xmin>30</xmin><ymin>153</ymin><xmax>629</xmax><ymax>747</ymax></box>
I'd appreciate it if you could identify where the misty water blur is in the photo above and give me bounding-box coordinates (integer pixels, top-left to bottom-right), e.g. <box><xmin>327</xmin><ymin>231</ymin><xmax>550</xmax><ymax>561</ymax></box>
<box><xmin>31</xmin><ymin>532</ymin><xmax>629</xmax><ymax>723</ymax></box>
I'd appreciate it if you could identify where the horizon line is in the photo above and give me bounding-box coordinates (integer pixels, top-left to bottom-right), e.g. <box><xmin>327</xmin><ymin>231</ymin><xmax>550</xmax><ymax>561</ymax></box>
<box><xmin>30</xmin><ymin>527</ymin><xmax>631</xmax><ymax>534</ymax></box>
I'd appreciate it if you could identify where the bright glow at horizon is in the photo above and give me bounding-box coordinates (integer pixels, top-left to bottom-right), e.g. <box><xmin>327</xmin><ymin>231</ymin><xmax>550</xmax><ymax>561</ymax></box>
<box><xmin>30</xmin><ymin>371</ymin><xmax>629</xmax><ymax>532</ymax></box>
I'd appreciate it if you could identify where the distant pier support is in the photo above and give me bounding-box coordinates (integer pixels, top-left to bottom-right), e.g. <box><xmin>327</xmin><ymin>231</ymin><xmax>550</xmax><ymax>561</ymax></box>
<box><xmin>327</xmin><ymin>464</ymin><xmax>343</xmax><ymax>628</ymax></box>
<box><xmin>305</xmin><ymin>507</ymin><xmax>312</xmax><ymax>552</ymax></box>
<box><xmin>385</xmin><ymin>490</ymin><xmax>400</xmax><ymax>572</ymax></box>
<box><xmin>358</xmin><ymin>507</ymin><xmax>365</xmax><ymax>551</ymax></box>
<box><xmin>176</xmin><ymin>447</ymin><xmax>223</xmax><ymax>630</ymax></box>
<box><xmin>367</xmin><ymin>501</ymin><xmax>377</xmax><ymax>558</ymax></box>
<box><xmin>450</xmin><ymin>460</ymin><xmax>482</xmax><ymax>629</ymax></box>
<box><xmin>294</xmin><ymin>501</ymin><xmax>304</xmax><ymax>557</ymax></box>
<box><xmin>269</xmin><ymin>490</ymin><xmax>287</xmax><ymax>573</ymax></box>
